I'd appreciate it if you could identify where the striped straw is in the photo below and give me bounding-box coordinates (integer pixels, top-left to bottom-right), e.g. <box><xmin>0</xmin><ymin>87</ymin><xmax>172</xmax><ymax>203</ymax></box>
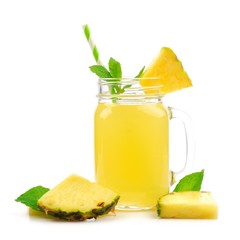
<box><xmin>82</xmin><ymin>24</ymin><xmax>103</xmax><ymax>65</ymax></box>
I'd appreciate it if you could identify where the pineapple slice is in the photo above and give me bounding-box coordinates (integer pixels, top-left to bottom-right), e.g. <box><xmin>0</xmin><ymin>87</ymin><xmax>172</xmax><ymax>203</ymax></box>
<box><xmin>157</xmin><ymin>191</ymin><xmax>218</xmax><ymax>219</ymax></box>
<box><xmin>141</xmin><ymin>47</ymin><xmax>192</xmax><ymax>94</ymax></box>
<box><xmin>38</xmin><ymin>174</ymin><xmax>120</xmax><ymax>221</ymax></box>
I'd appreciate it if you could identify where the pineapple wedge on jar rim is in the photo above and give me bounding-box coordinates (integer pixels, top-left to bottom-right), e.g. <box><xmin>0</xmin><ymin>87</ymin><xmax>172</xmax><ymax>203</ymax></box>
<box><xmin>140</xmin><ymin>47</ymin><xmax>192</xmax><ymax>94</ymax></box>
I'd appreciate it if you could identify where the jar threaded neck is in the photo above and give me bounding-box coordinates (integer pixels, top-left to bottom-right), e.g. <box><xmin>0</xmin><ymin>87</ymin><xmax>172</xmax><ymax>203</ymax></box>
<box><xmin>97</xmin><ymin>78</ymin><xmax>163</xmax><ymax>104</ymax></box>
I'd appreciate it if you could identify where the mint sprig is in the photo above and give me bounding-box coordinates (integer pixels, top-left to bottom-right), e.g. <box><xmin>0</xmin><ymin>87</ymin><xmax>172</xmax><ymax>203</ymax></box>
<box><xmin>15</xmin><ymin>186</ymin><xmax>49</xmax><ymax>211</ymax></box>
<box><xmin>173</xmin><ymin>170</ymin><xmax>204</xmax><ymax>192</ymax></box>
<box><xmin>89</xmin><ymin>57</ymin><xmax>145</xmax><ymax>95</ymax></box>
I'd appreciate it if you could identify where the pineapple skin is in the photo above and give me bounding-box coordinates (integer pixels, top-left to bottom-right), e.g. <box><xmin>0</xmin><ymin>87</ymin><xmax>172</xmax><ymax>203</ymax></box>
<box><xmin>157</xmin><ymin>191</ymin><xmax>218</xmax><ymax>219</ymax></box>
<box><xmin>38</xmin><ymin>196</ymin><xmax>120</xmax><ymax>221</ymax></box>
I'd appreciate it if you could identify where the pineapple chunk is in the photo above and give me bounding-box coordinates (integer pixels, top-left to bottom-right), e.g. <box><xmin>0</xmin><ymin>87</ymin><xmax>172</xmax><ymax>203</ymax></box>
<box><xmin>157</xmin><ymin>191</ymin><xmax>218</xmax><ymax>219</ymax></box>
<box><xmin>38</xmin><ymin>174</ymin><xmax>120</xmax><ymax>221</ymax></box>
<box><xmin>141</xmin><ymin>47</ymin><xmax>192</xmax><ymax>94</ymax></box>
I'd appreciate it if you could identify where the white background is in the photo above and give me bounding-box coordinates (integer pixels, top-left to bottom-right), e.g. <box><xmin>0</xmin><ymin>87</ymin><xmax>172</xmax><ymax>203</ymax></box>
<box><xmin>1</xmin><ymin>0</ymin><xmax>240</xmax><ymax>239</ymax></box>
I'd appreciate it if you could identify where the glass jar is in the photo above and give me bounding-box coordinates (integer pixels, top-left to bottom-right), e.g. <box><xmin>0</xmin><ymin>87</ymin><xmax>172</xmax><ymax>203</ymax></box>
<box><xmin>94</xmin><ymin>78</ymin><xmax>193</xmax><ymax>210</ymax></box>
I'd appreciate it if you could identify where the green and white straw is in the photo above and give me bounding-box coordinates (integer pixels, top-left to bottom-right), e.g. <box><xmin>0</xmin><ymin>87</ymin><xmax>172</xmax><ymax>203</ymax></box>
<box><xmin>82</xmin><ymin>24</ymin><xmax>103</xmax><ymax>65</ymax></box>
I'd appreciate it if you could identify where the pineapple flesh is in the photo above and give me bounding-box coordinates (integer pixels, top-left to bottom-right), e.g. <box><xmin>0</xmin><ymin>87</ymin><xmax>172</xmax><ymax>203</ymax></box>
<box><xmin>38</xmin><ymin>174</ymin><xmax>120</xmax><ymax>221</ymax></box>
<box><xmin>141</xmin><ymin>47</ymin><xmax>192</xmax><ymax>94</ymax></box>
<box><xmin>157</xmin><ymin>191</ymin><xmax>218</xmax><ymax>219</ymax></box>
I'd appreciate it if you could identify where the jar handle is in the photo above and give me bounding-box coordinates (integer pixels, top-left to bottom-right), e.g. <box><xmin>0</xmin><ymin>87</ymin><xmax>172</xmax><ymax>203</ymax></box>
<box><xmin>168</xmin><ymin>107</ymin><xmax>195</xmax><ymax>186</ymax></box>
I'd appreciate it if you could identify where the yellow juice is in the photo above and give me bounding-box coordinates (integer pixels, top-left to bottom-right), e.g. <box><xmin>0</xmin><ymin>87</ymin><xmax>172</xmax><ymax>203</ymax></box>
<box><xmin>94</xmin><ymin>102</ymin><xmax>169</xmax><ymax>209</ymax></box>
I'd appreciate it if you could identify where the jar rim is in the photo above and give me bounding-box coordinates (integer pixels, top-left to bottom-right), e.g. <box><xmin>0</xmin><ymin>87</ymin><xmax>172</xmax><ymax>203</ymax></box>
<box><xmin>98</xmin><ymin>77</ymin><xmax>161</xmax><ymax>84</ymax></box>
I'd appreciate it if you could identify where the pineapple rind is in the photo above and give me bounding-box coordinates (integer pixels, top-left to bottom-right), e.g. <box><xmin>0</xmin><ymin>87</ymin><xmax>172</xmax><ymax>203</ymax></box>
<box><xmin>39</xmin><ymin>196</ymin><xmax>120</xmax><ymax>221</ymax></box>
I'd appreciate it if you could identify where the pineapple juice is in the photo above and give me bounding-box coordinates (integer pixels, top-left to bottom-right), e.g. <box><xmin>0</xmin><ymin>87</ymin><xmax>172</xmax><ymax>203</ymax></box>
<box><xmin>94</xmin><ymin>102</ymin><xmax>169</xmax><ymax>209</ymax></box>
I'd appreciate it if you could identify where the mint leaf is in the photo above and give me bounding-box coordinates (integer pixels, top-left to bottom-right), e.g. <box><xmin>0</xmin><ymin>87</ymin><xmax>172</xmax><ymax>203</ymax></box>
<box><xmin>108</xmin><ymin>58</ymin><xmax>122</xmax><ymax>95</ymax></box>
<box><xmin>121</xmin><ymin>84</ymin><xmax>132</xmax><ymax>92</ymax></box>
<box><xmin>89</xmin><ymin>65</ymin><xmax>112</xmax><ymax>78</ymax></box>
<box><xmin>108</xmin><ymin>57</ymin><xmax>122</xmax><ymax>78</ymax></box>
<box><xmin>135</xmin><ymin>66</ymin><xmax>145</xmax><ymax>78</ymax></box>
<box><xmin>173</xmin><ymin>170</ymin><xmax>204</xmax><ymax>192</ymax></box>
<box><xmin>15</xmin><ymin>186</ymin><xmax>49</xmax><ymax>211</ymax></box>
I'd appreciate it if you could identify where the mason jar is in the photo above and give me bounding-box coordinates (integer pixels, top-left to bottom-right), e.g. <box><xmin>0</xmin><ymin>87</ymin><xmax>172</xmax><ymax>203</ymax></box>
<box><xmin>94</xmin><ymin>77</ymin><xmax>193</xmax><ymax>210</ymax></box>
